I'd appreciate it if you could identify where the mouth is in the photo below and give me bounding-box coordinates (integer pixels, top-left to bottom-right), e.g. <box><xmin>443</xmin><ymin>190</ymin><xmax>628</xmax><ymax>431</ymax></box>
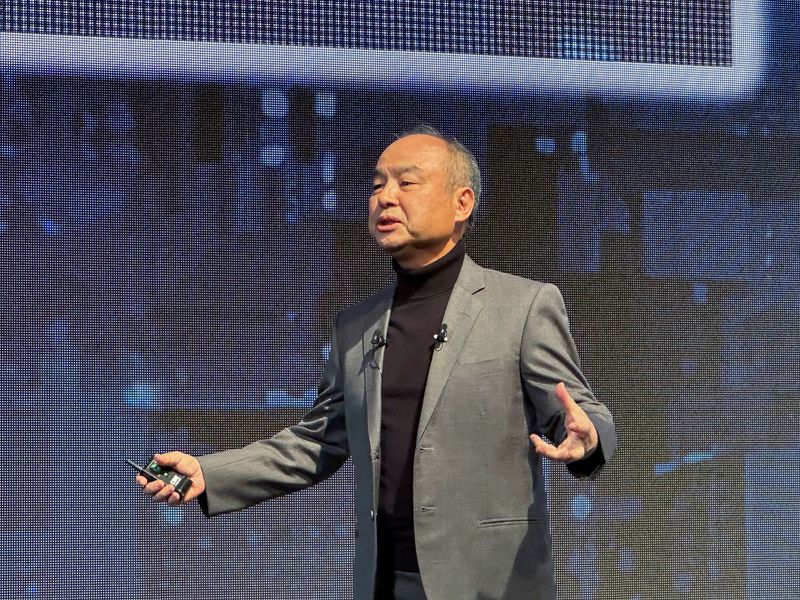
<box><xmin>375</xmin><ymin>215</ymin><xmax>402</xmax><ymax>232</ymax></box>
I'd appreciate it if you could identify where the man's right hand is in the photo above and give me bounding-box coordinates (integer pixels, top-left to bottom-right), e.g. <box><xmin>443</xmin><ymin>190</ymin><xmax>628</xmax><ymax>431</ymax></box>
<box><xmin>135</xmin><ymin>451</ymin><xmax>206</xmax><ymax>507</ymax></box>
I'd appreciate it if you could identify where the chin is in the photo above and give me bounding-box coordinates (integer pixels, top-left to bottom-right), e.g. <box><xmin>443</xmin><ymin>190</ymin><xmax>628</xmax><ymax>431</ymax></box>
<box><xmin>379</xmin><ymin>240</ymin><xmax>405</xmax><ymax>254</ymax></box>
<box><xmin>375</xmin><ymin>233</ymin><xmax>406</xmax><ymax>251</ymax></box>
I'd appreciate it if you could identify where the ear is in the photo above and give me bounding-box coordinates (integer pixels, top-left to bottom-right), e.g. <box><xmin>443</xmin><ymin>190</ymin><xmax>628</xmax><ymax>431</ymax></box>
<box><xmin>453</xmin><ymin>187</ymin><xmax>475</xmax><ymax>225</ymax></box>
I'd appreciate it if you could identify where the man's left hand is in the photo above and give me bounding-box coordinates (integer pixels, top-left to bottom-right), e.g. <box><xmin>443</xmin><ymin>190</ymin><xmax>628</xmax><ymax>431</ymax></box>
<box><xmin>529</xmin><ymin>382</ymin><xmax>599</xmax><ymax>463</ymax></box>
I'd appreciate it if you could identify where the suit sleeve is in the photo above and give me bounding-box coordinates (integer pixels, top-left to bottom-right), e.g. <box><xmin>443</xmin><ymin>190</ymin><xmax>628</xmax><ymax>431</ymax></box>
<box><xmin>197</xmin><ymin>315</ymin><xmax>351</xmax><ymax>517</ymax></box>
<box><xmin>520</xmin><ymin>283</ymin><xmax>616</xmax><ymax>479</ymax></box>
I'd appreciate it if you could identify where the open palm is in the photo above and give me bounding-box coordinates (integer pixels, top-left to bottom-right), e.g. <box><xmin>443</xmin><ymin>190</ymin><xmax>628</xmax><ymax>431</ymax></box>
<box><xmin>529</xmin><ymin>382</ymin><xmax>598</xmax><ymax>462</ymax></box>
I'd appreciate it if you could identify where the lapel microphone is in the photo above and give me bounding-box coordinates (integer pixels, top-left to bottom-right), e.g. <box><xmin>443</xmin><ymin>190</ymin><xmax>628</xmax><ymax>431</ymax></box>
<box><xmin>433</xmin><ymin>323</ymin><xmax>448</xmax><ymax>349</ymax></box>
<box><xmin>371</xmin><ymin>330</ymin><xmax>387</xmax><ymax>348</ymax></box>
<box><xmin>369</xmin><ymin>330</ymin><xmax>387</xmax><ymax>370</ymax></box>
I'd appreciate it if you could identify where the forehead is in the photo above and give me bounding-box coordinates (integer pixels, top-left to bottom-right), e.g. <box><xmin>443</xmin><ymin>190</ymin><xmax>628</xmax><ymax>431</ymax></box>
<box><xmin>375</xmin><ymin>134</ymin><xmax>450</xmax><ymax>172</ymax></box>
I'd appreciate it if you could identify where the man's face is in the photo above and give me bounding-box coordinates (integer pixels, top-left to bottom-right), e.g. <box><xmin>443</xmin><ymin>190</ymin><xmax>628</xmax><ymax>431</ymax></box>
<box><xmin>369</xmin><ymin>134</ymin><xmax>472</xmax><ymax>268</ymax></box>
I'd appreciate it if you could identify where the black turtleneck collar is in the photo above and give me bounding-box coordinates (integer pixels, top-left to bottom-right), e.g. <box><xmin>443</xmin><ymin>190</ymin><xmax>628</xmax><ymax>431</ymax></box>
<box><xmin>391</xmin><ymin>239</ymin><xmax>466</xmax><ymax>301</ymax></box>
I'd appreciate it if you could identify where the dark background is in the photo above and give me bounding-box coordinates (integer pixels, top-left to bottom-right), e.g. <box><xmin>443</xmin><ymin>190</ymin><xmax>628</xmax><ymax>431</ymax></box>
<box><xmin>0</xmin><ymin>1</ymin><xmax>797</xmax><ymax>598</ymax></box>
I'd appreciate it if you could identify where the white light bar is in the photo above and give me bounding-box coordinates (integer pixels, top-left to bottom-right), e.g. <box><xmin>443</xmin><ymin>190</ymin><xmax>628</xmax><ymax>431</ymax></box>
<box><xmin>0</xmin><ymin>1</ymin><xmax>765</xmax><ymax>99</ymax></box>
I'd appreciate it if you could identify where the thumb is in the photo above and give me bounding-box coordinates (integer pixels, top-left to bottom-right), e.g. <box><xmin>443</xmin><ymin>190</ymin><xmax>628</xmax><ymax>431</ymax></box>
<box><xmin>154</xmin><ymin>451</ymin><xmax>187</xmax><ymax>470</ymax></box>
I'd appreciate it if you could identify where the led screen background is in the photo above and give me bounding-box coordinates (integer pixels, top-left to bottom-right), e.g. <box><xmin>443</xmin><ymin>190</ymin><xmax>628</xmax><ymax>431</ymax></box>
<box><xmin>0</xmin><ymin>1</ymin><xmax>763</xmax><ymax>97</ymax></box>
<box><xmin>0</xmin><ymin>2</ymin><xmax>798</xmax><ymax>599</ymax></box>
<box><xmin>2</xmin><ymin>0</ymin><xmax>732</xmax><ymax>63</ymax></box>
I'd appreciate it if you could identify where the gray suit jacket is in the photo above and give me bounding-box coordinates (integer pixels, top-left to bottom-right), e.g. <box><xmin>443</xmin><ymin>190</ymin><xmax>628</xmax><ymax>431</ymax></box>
<box><xmin>198</xmin><ymin>256</ymin><xmax>616</xmax><ymax>600</ymax></box>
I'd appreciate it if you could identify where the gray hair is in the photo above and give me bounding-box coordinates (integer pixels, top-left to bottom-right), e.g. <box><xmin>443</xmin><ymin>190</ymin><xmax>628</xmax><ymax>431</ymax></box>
<box><xmin>396</xmin><ymin>124</ymin><xmax>481</xmax><ymax>230</ymax></box>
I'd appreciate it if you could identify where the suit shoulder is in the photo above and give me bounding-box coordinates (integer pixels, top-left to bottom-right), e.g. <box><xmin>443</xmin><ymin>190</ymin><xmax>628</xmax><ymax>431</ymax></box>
<box><xmin>477</xmin><ymin>263</ymin><xmax>554</xmax><ymax>298</ymax></box>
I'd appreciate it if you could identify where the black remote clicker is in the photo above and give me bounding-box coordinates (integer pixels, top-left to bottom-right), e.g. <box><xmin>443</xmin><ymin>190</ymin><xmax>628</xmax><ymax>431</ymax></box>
<box><xmin>127</xmin><ymin>456</ymin><xmax>193</xmax><ymax>499</ymax></box>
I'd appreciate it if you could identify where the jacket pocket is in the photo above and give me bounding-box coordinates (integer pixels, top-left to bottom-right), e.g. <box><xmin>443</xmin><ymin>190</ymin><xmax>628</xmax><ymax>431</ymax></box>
<box><xmin>454</xmin><ymin>355</ymin><xmax>515</xmax><ymax>370</ymax></box>
<box><xmin>477</xmin><ymin>516</ymin><xmax>545</xmax><ymax>528</ymax></box>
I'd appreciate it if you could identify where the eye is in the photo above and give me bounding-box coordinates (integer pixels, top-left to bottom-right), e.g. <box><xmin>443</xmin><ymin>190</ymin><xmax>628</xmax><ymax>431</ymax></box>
<box><xmin>400</xmin><ymin>181</ymin><xmax>416</xmax><ymax>187</ymax></box>
<box><xmin>372</xmin><ymin>182</ymin><xmax>384</xmax><ymax>191</ymax></box>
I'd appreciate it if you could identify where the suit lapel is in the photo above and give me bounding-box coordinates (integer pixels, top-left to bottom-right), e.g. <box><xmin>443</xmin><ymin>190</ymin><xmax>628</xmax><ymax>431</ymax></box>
<box><xmin>416</xmin><ymin>256</ymin><xmax>485</xmax><ymax>444</ymax></box>
<box><xmin>360</xmin><ymin>286</ymin><xmax>394</xmax><ymax>454</ymax></box>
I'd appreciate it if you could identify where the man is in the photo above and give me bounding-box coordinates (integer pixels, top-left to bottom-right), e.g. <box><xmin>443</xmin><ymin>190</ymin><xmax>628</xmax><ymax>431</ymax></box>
<box><xmin>137</xmin><ymin>127</ymin><xmax>616</xmax><ymax>600</ymax></box>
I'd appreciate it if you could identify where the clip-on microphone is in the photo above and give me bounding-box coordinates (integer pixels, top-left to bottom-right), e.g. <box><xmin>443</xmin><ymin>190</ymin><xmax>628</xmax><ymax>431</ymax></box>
<box><xmin>371</xmin><ymin>330</ymin><xmax>387</xmax><ymax>348</ymax></box>
<box><xmin>369</xmin><ymin>330</ymin><xmax>387</xmax><ymax>369</ymax></box>
<box><xmin>433</xmin><ymin>323</ymin><xmax>448</xmax><ymax>349</ymax></box>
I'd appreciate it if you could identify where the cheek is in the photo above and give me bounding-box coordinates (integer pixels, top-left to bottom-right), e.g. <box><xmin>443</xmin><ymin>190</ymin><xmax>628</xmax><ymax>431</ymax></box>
<box><xmin>429</xmin><ymin>205</ymin><xmax>454</xmax><ymax>228</ymax></box>
<box><xmin>367</xmin><ymin>197</ymin><xmax>378</xmax><ymax>217</ymax></box>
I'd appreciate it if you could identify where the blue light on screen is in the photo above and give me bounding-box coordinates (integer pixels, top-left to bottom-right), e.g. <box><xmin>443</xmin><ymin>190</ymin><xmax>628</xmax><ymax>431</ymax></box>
<box><xmin>1</xmin><ymin>1</ymin><xmax>797</xmax><ymax>599</ymax></box>
<box><xmin>0</xmin><ymin>1</ymin><xmax>765</xmax><ymax>99</ymax></box>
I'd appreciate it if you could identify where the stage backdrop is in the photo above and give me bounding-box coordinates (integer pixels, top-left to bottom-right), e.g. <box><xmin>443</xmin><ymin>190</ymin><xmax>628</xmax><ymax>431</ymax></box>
<box><xmin>1</xmin><ymin>1</ymin><xmax>798</xmax><ymax>598</ymax></box>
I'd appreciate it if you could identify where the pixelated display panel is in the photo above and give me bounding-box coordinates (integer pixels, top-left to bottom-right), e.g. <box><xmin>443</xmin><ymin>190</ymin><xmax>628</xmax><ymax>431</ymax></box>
<box><xmin>0</xmin><ymin>2</ymin><xmax>798</xmax><ymax>600</ymax></box>
<box><xmin>1</xmin><ymin>0</ymin><xmax>731</xmax><ymax>65</ymax></box>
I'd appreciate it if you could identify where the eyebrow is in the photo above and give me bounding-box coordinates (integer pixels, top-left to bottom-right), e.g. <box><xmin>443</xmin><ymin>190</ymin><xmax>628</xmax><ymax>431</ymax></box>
<box><xmin>373</xmin><ymin>165</ymin><xmax>424</xmax><ymax>179</ymax></box>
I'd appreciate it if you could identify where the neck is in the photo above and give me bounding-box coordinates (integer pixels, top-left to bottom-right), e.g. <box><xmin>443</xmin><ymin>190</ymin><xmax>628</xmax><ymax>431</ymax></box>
<box><xmin>392</xmin><ymin>236</ymin><xmax>462</xmax><ymax>270</ymax></box>
<box><xmin>392</xmin><ymin>238</ymin><xmax>466</xmax><ymax>300</ymax></box>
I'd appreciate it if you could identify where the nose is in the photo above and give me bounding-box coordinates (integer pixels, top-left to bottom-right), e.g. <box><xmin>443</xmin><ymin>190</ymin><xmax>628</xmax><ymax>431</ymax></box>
<box><xmin>375</xmin><ymin>181</ymin><xmax>399</xmax><ymax>207</ymax></box>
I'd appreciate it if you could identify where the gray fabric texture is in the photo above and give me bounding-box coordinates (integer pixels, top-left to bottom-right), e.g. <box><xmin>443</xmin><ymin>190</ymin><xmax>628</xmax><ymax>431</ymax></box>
<box><xmin>197</xmin><ymin>256</ymin><xmax>617</xmax><ymax>600</ymax></box>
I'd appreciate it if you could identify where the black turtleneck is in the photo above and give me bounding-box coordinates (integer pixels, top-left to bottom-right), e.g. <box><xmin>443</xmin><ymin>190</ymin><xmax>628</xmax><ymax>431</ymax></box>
<box><xmin>377</xmin><ymin>239</ymin><xmax>466</xmax><ymax>577</ymax></box>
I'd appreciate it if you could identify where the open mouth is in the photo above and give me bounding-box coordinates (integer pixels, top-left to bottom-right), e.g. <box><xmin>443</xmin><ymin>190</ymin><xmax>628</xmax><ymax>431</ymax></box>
<box><xmin>376</xmin><ymin>215</ymin><xmax>402</xmax><ymax>232</ymax></box>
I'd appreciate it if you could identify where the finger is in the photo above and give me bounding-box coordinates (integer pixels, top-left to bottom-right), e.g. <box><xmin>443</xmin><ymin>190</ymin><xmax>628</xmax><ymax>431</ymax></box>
<box><xmin>567</xmin><ymin>419</ymin><xmax>592</xmax><ymax>436</ymax></box>
<box><xmin>530</xmin><ymin>434</ymin><xmax>577</xmax><ymax>461</ymax></box>
<box><xmin>152</xmin><ymin>485</ymin><xmax>176</xmax><ymax>503</ymax></box>
<box><xmin>154</xmin><ymin>451</ymin><xmax>199</xmax><ymax>479</ymax></box>
<box><xmin>135</xmin><ymin>475</ymin><xmax>148</xmax><ymax>487</ymax></box>
<box><xmin>530</xmin><ymin>433</ymin><xmax>585</xmax><ymax>462</ymax></box>
<box><xmin>572</xmin><ymin>420</ymin><xmax>599</xmax><ymax>454</ymax></box>
<box><xmin>555</xmin><ymin>382</ymin><xmax>579</xmax><ymax>412</ymax></box>
<box><xmin>529</xmin><ymin>433</ymin><xmax>548</xmax><ymax>453</ymax></box>
<box><xmin>534</xmin><ymin>442</ymin><xmax>579</xmax><ymax>462</ymax></box>
<box><xmin>153</xmin><ymin>452</ymin><xmax>185</xmax><ymax>468</ymax></box>
<box><xmin>143</xmin><ymin>480</ymin><xmax>165</xmax><ymax>497</ymax></box>
<box><xmin>167</xmin><ymin>492</ymin><xmax>182</xmax><ymax>506</ymax></box>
